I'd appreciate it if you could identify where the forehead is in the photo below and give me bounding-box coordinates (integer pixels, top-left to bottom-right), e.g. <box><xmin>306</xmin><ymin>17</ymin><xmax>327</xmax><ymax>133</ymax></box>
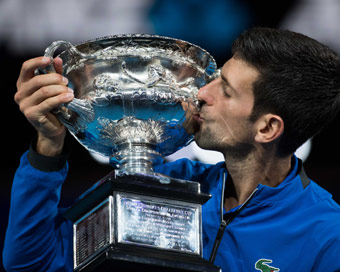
<box><xmin>221</xmin><ymin>57</ymin><xmax>259</xmax><ymax>95</ymax></box>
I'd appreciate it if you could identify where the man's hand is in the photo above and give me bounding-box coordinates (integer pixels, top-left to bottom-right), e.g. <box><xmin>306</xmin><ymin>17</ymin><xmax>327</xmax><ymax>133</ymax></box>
<box><xmin>14</xmin><ymin>57</ymin><xmax>74</xmax><ymax>156</ymax></box>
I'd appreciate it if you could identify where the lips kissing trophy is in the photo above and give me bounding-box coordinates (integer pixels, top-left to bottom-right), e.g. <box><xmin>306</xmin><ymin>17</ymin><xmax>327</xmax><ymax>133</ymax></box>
<box><xmin>40</xmin><ymin>34</ymin><xmax>221</xmax><ymax>272</ymax></box>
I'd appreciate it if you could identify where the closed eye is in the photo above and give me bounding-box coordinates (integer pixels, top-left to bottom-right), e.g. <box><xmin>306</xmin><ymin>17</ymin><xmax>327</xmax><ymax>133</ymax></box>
<box><xmin>221</xmin><ymin>80</ymin><xmax>231</xmax><ymax>97</ymax></box>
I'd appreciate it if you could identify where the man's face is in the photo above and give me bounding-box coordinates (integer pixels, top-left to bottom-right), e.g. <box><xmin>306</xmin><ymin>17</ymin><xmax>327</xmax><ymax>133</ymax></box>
<box><xmin>191</xmin><ymin>57</ymin><xmax>260</xmax><ymax>157</ymax></box>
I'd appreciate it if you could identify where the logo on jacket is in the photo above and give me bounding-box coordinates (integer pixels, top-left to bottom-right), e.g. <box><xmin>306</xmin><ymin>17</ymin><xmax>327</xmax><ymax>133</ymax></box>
<box><xmin>255</xmin><ymin>259</ymin><xmax>280</xmax><ymax>272</ymax></box>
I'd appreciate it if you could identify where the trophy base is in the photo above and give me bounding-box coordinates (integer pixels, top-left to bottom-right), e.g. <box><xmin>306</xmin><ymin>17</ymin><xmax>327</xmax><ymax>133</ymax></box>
<box><xmin>64</xmin><ymin>171</ymin><xmax>220</xmax><ymax>272</ymax></box>
<box><xmin>77</xmin><ymin>245</ymin><xmax>220</xmax><ymax>272</ymax></box>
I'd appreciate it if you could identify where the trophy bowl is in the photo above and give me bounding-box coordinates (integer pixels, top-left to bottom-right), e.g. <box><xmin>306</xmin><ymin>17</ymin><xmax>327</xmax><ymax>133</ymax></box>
<box><xmin>41</xmin><ymin>34</ymin><xmax>217</xmax><ymax>176</ymax></box>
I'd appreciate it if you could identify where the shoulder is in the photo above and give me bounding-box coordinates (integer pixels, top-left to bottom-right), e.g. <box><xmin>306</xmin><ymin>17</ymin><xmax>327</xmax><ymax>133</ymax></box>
<box><xmin>310</xmin><ymin>192</ymin><xmax>340</xmax><ymax>271</ymax></box>
<box><xmin>308</xmin><ymin>180</ymin><xmax>340</xmax><ymax>213</ymax></box>
<box><xmin>304</xmin><ymin>180</ymin><xmax>340</xmax><ymax>241</ymax></box>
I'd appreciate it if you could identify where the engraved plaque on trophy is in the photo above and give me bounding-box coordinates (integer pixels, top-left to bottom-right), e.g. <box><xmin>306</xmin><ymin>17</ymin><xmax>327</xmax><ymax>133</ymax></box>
<box><xmin>39</xmin><ymin>34</ymin><xmax>221</xmax><ymax>272</ymax></box>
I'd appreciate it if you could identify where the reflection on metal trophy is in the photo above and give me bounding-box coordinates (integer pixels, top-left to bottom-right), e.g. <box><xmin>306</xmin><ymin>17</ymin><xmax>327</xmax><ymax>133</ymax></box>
<box><xmin>40</xmin><ymin>34</ymin><xmax>221</xmax><ymax>271</ymax></box>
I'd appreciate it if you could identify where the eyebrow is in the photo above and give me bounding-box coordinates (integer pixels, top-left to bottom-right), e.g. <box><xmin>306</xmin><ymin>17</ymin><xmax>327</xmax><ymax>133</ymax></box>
<box><xmin>220</xmin><ymin>73</ymin><xmax>237</xmax><ymax>94</ymax></box>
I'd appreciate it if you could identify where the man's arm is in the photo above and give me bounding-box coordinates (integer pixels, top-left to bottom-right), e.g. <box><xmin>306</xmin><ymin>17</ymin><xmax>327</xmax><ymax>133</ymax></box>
<box><xmin>2</xmin><ymin>148</ymin><xmax>73</xmax><ymax>271</ymax></box>
<box><xmin>2</xmin><ymin>57</ymin><xmax>75</xmax><ymax>271</ymax></box>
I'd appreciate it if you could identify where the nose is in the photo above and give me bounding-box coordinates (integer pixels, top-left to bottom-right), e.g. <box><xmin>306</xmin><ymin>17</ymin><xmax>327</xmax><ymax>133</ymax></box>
<box><xmin>197</xmin><ymin>80</ymin><xmax>217</xmax><ymax>106</ymax></box>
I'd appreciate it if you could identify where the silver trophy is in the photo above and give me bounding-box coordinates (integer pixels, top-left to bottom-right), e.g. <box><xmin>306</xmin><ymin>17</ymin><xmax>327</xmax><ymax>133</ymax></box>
<box><xmin>41</xmin><ymin>34</ymin><xmax>220</xmax><ymax>272</ymax></box>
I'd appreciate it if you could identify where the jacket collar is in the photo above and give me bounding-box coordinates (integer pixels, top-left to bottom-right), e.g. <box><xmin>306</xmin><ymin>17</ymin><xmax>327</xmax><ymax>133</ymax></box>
<box><xmin>221</xmin><ymin>156</ymin><xmax>310</xmax><ymax>211</ymax></box>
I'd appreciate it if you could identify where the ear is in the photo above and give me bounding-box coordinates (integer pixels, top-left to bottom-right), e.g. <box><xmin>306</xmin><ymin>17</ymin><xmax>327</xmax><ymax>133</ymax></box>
<box><xmin>254</xmin><ymin>114</ymin><xmax>284</xmax><ymax>143</ymax></box>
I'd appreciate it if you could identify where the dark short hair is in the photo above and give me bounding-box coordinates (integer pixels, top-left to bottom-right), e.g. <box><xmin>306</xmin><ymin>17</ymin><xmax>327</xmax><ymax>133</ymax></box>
<box><xmin>232</xmin><ymin>27</ymin><xmax>340</xmax><ymax>156</ymax></box>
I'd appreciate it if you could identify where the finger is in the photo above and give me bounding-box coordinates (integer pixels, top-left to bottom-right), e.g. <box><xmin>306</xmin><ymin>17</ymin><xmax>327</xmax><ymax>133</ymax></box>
<box><xmin>24</xmin><ymin>73</ymin><xmax>68</xmax><ymax>97</ymax></box>
<box><xmin>19</xmin><ymin>85</ymin><xmax>73</xmax><ymax>112</ymax></box>
<box><xmin>24</xmin><ymin>92</ymin><xmax>74</xmax><ymax>120</ymax></box>
<box><xmin>53</xmin><ymin>57</ymin><xmax>63</xmax><ymax>74</ymax></box>
<box><xmin>15</xmin><ymin>73</ymin><xmax>69</xmax><ymax>104</ymax></box>
<box><xmin>18</xmin><ymin>57</ymin><xmax>51</xmax><ymax>85</ymax></box>
<box><xmin>37</xmin><ymin>92</ymin><xmax>74</xmax><ymax>115</ymax></box>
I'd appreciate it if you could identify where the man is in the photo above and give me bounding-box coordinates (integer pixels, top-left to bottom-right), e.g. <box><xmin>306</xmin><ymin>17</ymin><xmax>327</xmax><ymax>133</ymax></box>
<box><xmin>3</xmin><ymin>27</ymin><xmax>340</xmax><ymax>271</ymax></box>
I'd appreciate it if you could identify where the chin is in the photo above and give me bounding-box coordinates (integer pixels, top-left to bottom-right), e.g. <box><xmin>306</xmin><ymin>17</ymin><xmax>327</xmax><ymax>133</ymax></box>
<box><xmin>194</xmin><ymin>136</ymin><xmax>216</xmax><ymax>151</ymax></box>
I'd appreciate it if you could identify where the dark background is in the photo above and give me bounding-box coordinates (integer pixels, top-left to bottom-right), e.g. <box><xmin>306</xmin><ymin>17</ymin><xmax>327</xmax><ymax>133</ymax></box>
<box><xmin>1</xmin><ymin>0</ymin><xmax>340</xmax><ymax>271</ymax></box>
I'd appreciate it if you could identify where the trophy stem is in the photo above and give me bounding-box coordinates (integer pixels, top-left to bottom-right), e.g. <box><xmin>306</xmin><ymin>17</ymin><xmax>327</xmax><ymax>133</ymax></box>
<box><xmin>111</xmin><ymin>142</ymin><xmax>163</xmax><ymax>176</ymax></box>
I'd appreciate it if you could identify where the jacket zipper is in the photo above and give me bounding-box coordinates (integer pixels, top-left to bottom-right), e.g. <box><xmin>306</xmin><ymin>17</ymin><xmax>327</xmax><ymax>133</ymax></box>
<box><xmin>209</xmin><ymin>172</ymin><xmax>258</xmax><ymax>263</ymax></box>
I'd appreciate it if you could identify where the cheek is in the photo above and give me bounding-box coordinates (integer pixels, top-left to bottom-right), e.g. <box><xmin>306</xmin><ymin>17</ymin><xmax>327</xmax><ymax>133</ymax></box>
<box><xmin>213</xmin><ymin>115</ymin><xmax>236</xmax><ymax>140</ymax></box>
<box><xmin>215</xmin><ymin>114</ymin><xmax>254</xmax><ymax>143</ymax></box>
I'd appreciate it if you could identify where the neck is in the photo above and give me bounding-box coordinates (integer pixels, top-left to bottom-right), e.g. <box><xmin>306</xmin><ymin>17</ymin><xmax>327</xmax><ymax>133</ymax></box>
<box><xmin>223</xmin><ymin>150</ymin><xmax>292</xmax><ymax>211</ymax></box>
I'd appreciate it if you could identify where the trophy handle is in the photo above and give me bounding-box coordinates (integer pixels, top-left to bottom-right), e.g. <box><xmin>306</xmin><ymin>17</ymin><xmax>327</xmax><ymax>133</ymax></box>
<box><xmin>43</xmin><ymin>40</ymin><xmax>95</xmax><ymax>73</ymax></box>
<box><xmin>39</xmin><ymin>41</ymin><xmax>96</xmax><ymax>124</ymax></box>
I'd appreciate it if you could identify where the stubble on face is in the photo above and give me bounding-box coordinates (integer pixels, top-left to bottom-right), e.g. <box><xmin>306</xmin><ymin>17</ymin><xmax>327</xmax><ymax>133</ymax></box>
<box><xmin>194</xmin><ymin>115</ymin><xmax>256</xmax><ymax>160</ymax></box>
